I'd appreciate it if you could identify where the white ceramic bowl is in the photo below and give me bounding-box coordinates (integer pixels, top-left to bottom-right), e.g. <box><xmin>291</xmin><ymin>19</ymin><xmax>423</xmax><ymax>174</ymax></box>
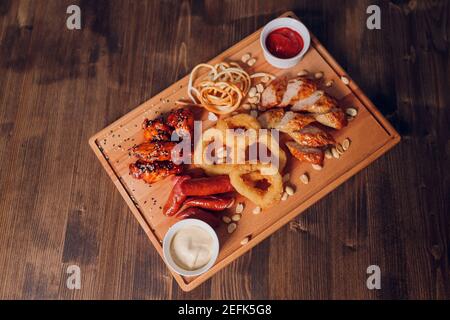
<box><xmin>260</xmin><ymin>17</ymin><xmax>311</xmax><ymax>69</ymax></box>
<box><xmin>162</xmin><ymin>219</ymin><xmax>220</xmax><ymax>277</ymax></box>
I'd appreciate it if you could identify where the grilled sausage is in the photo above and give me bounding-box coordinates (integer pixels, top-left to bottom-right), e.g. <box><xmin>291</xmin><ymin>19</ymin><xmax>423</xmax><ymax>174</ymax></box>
<box><xmin>162</xmin><ymin>175</ymin><xmax>191</xmax><ymax>216</ymax></box>
<box><xmin>182</xmin><ymin>195</ymin><xmax>235</xmax><ymax>211</ymax></box>
<box><xmin>175</xmin><ymin>207</ymin><xmax>221</xmax><ymax>228</ymax></box>
<box><xmin>180</xmin><ymin>175</ymin><xmax>234</xmax><ymax>196</ymax></box>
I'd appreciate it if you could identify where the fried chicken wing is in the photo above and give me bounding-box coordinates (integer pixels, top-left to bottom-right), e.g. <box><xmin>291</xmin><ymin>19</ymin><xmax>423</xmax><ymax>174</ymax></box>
<box><xmin>132</xmin><ymin>141</ymin><xmax>177</xmax><ymax>162</ymax></box>
<box><xmin>167</xmin><ymin>108</ymin><xmax>194</xmax><ymax>137</ymax></box>
<box><xmin>142</xmin><ymin>118</ymin><xmax>172</xmax><ymax>141</ymax></box>
<box><xmin>129</xmin><ymin>160</ymin><xmax>182</xmax><ymax>184</ymax></box>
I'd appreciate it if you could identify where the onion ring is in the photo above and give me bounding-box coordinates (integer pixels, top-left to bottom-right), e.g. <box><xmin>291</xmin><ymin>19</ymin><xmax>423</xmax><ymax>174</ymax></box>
<box><xmin>193</xmin><ymin>127</ymin><xmax>233</xmax><ymax>176</ymax></box>
<box><xmin>229</xmin><ymin>164</ymin><xmax>283</xmax><ymax>209</ymax></box>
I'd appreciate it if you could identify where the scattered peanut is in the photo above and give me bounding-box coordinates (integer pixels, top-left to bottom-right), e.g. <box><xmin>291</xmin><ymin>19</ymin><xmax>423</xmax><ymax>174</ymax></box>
<box><xmin>312</xmin><ymin>164</ymin><xmax>323</xmax><ymax>171</ymax></box>
<box><xmin>248</xmin><ymin>95</ymin><xmax>260</xmax><ymax>104</ymax></box>
<box><xmin>241</xmin><ymin>53</ymin><xmax>251</xmax><ymax>63</ymax></box>
<box><xmin>297</xmin><ymin>69</ymin><xmax>309</xmax><ymax>77</ymax></box>
<box><xmin>248</xmin><ymin>87</ymin><xmax>257</xmax><ymax>97</ymax></box>
<box><xmin>300</xmin><ymin>173</ymin><xmax>309</xmax><ymax>184</ymax></box>
<box><xmin>325</xmin><ymin>148</ymin><xmax>333</xmax><ymax>159</ymax></box>
<box><xmin>261</xmin><ymin>76</ymin><xmax>271</xmax><ymax>83</ymax></box>
<box><xmin>240</xmin><ymin>237</ymin><xmax>250</xmax><ymax>245</ymax></box>
<box><xmin>325</xmin><ymin>80</ymin><xmax>334</xmax><ymax>87</ymax></box>
<box><xmin>285</xmin><ymin>185</ymin><xmax>295</xmax><ymax>196</ymax></box>
<box><xmin>222</xmin><ymin>216</ymin><xmax>231</xmax><ymax>224</ymax></box>
<box><xmin>235</xmin><ymin>203</ymin><xmax>244</xmax><ymax>214</ymax></box>
<box><xmin>252</xmin><ymin>206</ymin><xmax>261</xmax><ymax>215</ymax></box>
<box><xmin>227</xmin><ymin>223</ymin><xmax>237</xmax><ymax>234</ymax></box>
<box><xmin>231</xmin><ymin>214</ymin><xmax>241</xmax><ymax>222</ymax></box>
<box><xmin>336</xmin><ymin>143</ymin><xmax>345</xmax><ymax>155</ymax></box>
<box><xmin>331</xmin><ymin>147</ymin><xmax>340</xmax><ymax>159</ymax></box>
<box><xmin>314</xmin><ymin>72</ymin><xmax>324</xmax><ymax>79</ymax></box>
<box><xmin>281</xmin><ymin>192</ymin><xmax>288</xmax><ymax>201</ymax></box>
<box><xmin>256</xmin><ymin>83</ymin><xmax>264</xmax><ymax>93</ymax></box>
<box><xmin>341</xmin><ymin>75</ymin><xmax>350</xmax><ymax>85</ymax></box>
<box><xmin>345</xmin><ymin>107</ymin><xmax>358</xmax><ymax>117</ymax></box>
<box><xmin>342</xmin><ymin>138</ymin><xmax>351</xmax><ymax>151</ymax></box>
<box><xmin>247</xmin><ymin>58</ymin><xmax>256</xmax><ymax>67</ymax></box>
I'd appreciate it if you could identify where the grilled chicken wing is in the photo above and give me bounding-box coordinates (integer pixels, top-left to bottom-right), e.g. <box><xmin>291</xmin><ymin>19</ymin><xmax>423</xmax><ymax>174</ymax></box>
<box><xmin>261</xmin><ymin>77</ymin><xmax>288</xmax><ymax>108</ymax></box>
<box><xmin>132</xmin><ymin>141</ymin><xmax>177</xmax><ymax>162</ymax></box>
<box><xmin>129</xmin><ymin>160</ymin><xmax>182</xmax><ymax>184</ymax></box>
<box><xmin>257</xmin><ymin>109</ymin><xmax>285</xmax><ymax>129</ymax></box>
<box><xmin>291</xmin><ymin>91</ymin><xmax>337</xmax><ymax>114</ymax></box>
<box><xmin>289</xmin><ymin>124</ymin><xmax>335</xmax><ymax>147</ymax></box>
<box><xmin>285</xmin><ymin>142</ymin><xmax>324</xmax><ymax>166</ymax></box>
<box><xmin>279</xmin><ymin>78</ymin><xmax>318</xmax><ymax>107</ymax></box>
<box><xmin>312</xmin><ymin>107</ymin><xmax>347</xmax><ymax>130</ymax></box>
<box><xmin>259</xmin><ymin>109</ymin><xmax>334</xmax><ymax>164</ymax></box>
<box><xmin>258</xmin><ymin>109</ymin><xmax>315</xmax><ymax>132</ymax></box>
<box><xmin>167</xmin><ymin>108</ymin><xmax>194</xmax><ymax>137</ymax></box>
<box><xmin>142</xmin><ymin>118</ymin><xmax>172</xmax><ymax>141</ymax></box>
<box><xmin>260</xmin><ymin>77</ymin><xmax>347</xmax><ymax>129</ymax></box>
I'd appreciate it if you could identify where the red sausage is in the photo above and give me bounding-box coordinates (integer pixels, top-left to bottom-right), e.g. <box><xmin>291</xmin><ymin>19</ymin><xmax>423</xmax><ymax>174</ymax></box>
<box><xmin>180</xmin><ymin>175</ymin><xmax>234</xmax><ymax>196</ymax></box>
<box><xmin>182</xmin><ymin>195</ymin><xmax>235</xmax><ymax>211</ymax></box>
<box><xmin>163</xmin><ymin>175</ymin><xmax>191</xmax><ymax>216</ymax></box>
<box><xmin>176</xmin><ymin>207</ymin><xmax>221</xmax><ymax>228</ymax></box>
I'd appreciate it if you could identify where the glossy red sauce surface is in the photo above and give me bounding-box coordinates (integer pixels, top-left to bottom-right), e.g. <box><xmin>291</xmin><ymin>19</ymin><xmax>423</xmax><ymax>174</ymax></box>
<box><xmin>266</xmin><ymin>27</ymin><xmax>304</xmax><ymax>59</ymax></box>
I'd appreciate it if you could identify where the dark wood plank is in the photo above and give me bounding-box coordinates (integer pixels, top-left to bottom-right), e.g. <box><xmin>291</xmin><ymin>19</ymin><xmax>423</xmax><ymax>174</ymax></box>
<box><xmin>0</xmin><ymin>0</ymin><xmax>448</xmax><ymax>299</ymax></box>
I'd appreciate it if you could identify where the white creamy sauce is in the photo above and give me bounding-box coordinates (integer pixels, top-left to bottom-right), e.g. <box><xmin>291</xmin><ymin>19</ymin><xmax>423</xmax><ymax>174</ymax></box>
<box><xmin>170</xmin><ymin>226</ymin><xmax>213</xmax><ymax>271</ymax></box>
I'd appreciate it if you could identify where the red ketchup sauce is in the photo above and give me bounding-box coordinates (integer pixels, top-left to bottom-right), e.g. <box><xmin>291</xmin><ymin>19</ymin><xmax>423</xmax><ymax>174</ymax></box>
<box><xmin>266</xmin><ymin>27</ymin><xmax>304</xmax><ymax>59</ymax></box>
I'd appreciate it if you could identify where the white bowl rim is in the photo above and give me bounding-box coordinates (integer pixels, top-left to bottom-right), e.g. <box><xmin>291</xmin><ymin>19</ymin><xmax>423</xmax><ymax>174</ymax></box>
<box><xmin>162</xmin><ymin>219</ymin><xmax>220</xmax><ymax>277</ymax></box>
<box><xmin>260</xmin><ymin>17</ymin><xmax>311</xmax><ymax>63</ymax></box>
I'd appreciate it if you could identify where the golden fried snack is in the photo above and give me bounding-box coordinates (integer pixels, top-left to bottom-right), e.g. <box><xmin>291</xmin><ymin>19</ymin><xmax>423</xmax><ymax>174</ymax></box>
<box><xmin>229</xmin><ymin>164</ymin><xmax>283</xmax><ymax>209</ymax></box>
<box><xmin>216</xmin><ymin>113</ymin><xmax>260</xmax><ymax>164</ymax></box>
<box><xmin>193</xmin><ymin>127</ymin><xmax>233</xmax><ymax>175</ymax></box>
<box><xmin>216</xmin><ymin>113</ymin><xmax>261</xmax><ymax>132</ymax></box>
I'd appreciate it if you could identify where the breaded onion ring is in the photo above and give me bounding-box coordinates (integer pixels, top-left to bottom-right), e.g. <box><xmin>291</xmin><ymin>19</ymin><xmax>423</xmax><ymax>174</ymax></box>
<box><xmin>229</xmin><ymin>164</ymin><xmax>283</xmax><ymax>209</ymax></box>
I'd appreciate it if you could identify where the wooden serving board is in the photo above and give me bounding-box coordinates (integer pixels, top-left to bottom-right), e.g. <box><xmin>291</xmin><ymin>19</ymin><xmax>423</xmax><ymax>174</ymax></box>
<box><xmin>89</xmin><ymin>12</ymin><xmax>400</xmax><ymax>292</ymax></box>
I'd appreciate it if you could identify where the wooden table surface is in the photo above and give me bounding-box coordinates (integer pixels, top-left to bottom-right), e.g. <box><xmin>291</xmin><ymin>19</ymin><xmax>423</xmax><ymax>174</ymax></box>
<box><xmin>0</xmin><ymin>0</ymin><xmax>448</xmax><ymax>300</ymax></box>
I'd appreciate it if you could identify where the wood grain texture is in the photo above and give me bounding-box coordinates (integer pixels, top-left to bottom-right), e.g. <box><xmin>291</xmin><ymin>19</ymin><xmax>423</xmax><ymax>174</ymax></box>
<box><xmin>0</xmin><ymin>0</ymin><xmax>448</xmax><ymax>299</ymax></box>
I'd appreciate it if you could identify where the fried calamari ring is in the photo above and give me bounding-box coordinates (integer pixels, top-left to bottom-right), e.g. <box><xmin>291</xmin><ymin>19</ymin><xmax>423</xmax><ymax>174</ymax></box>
<box><xmin>216</xmin><ymin>113</ymin><xmax>261</xmax><ymax>132</ymax></box>
<box><xmin>215</xmin><ymin>115</ymin><xmax>286</xmax><ymax>173</ymax></box>
<box><xmin>193</xmin><ymin>127</ymin><xmax>233</xmax><ymax>176</ymax></box>
<box><xmin>229</xmin><ymin>164</ymin><xmax>283</xmax><ymax>209</ymax></box>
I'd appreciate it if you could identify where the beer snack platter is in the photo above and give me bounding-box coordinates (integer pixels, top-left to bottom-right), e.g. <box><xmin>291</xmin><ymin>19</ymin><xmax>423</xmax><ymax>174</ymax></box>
<box><xmin>89</xmin><ymin>12</ymin><xmax>400</xmax><ymax>291</ymax></box>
